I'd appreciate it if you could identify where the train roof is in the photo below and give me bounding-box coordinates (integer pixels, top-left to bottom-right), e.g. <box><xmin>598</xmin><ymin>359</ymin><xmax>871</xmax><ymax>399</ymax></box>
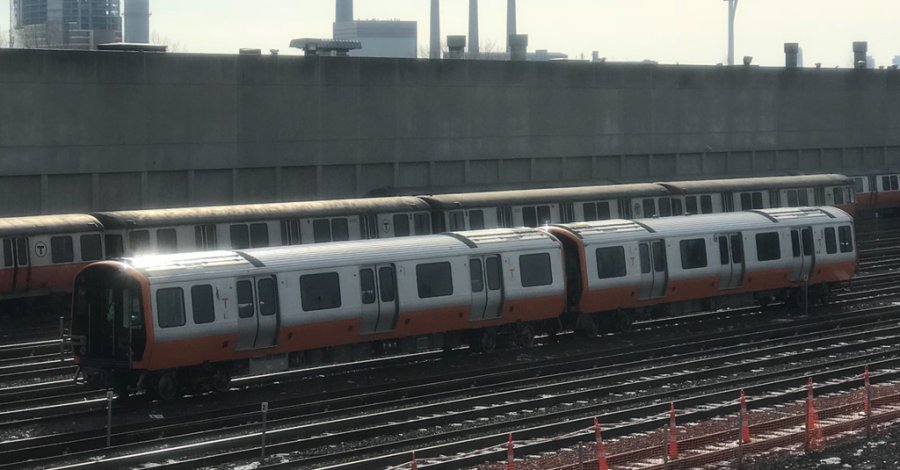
<box><xmin>0</xmin><ymin>214</ymin><xmax>102</xmax><ymax>237</ymax></box>
<box><xmin>420</xmin><ymin>183</ymin><xmax>666</xmax><ymax>209</ymax></box>
<box><xmin>92</xmin><ymin>197</ymin><xmax>431</xmax><ymax>229</ymax></box>
<box><xmin>126</xmin><ymin>228</ymin><xmax>559</xmax><ymax>280</ymax></box>
<box><xmin>658</xmin><ymin>174</ymin><xmax>851</xmax><ymax>194</ymax></box>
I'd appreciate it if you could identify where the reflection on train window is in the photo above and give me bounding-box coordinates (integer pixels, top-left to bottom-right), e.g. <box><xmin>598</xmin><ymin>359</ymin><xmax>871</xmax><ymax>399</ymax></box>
<box><xmin>250</xmin><ymin>223</ymin><xmax>269</xmax><ymax>248</ymax></box>
<box><xmin>80</xmin><ymin>234</ymin><xmax>102</xmax><ymax>261</ymax></box>
<box><xmin>51</xmin><ymin>236</ymin><xmax>74</xmax><ymax>263</ymax></box>
<box><xmin>852</xmin><ymin>178</ymin><xmax>864</xmax><ymax>193</ymax></box>
<box><xmin>652</xmin><ymin>241</ymin><xmax>667</xmax><ymax>272</ymax></box>
<box><xmin>839</xmin><ymin>226</ymin><xmax>853</xmax><ymax>252</ymax></box>
<box><xmin>824</xmin><ymin>227</ymin><xmax>837</xmax><ymax>254</ymax></box>
<box><xmin>393</xmin><ymin>214</ymin><xmax>410</xmax><ymax>237</ymax></box>
<box><xmin>596</xmin><ymin>246</ymin><xmax>627</xmax><ymax>279</ymax></box>
<box><xmin>685</xmin><ymin>196</ymin><xmax>698</xmax><ymax>215</ymax></box>
<box><xmin>414</xmin><ymin>213</ymin><xmax>431</xmax><ymax>235</ymax></box>
<box><xmin>157</xmin><ymin>287</ymin><xmax>186</xmax><ymax>328</ymax></box>
<box><xmin>157</xmin><ymin>229</ymin><xmax>178</xmax><ymax>253</ymax></box>
<box><xmin>191</xmin><ymin>285</ymin><xmax>215</xmax><ymax>324</ymax></box>
<box><xmin>700</xmin><ymin>195</ymin><xmax>713</xmax><ymax>213</ymax></box>
<box><xmin>756</xmin><ymin>232</ymin><xmax>781</xmax><ymax>261</ymax></box>
<box><xmin>300</xmin><ymin>272</ymin><xmax>342</xmax><ymax>311</ymax></box>
<box><xmin>129</xmin><ymin>230</ymin><xmax>150</xmax><ymax>253</ymax></box>
<box><xmin>520</xmin><ymin>253</ymin><xmax>553</xmax><ymax>287</ymax></box>
<box><xmin>469</xmin><ymin>210</ymin><xmax>485</xmax><ymax>230</ymax></box>
<box><xmin>416</xmin><ymin>262</ymin><xmax>453</xmax><ymax>298</ymax></box>
<box><xmin>537</xmin><ymin>206</ymin><xmax>551</xmax><ymax>225</ymax></box>
<box><xmin>680</xmin><ymin>239</ymin><xmax>707</xmax><ymax>269</ymax></box>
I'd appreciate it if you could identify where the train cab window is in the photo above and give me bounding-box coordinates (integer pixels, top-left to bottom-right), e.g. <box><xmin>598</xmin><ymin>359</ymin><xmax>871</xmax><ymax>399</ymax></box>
<box><xmin>379</xmin><ymin>267</ymin><xmax>396</xmax><ymax>302</ymax></box>
<box><xmin>659</xmin><ymin>198</ymin><xmax>672</xmax><ymax>217</ymax></box>
<box><xmin>51</xmin><ymin>236</ymin><xmax>74</xmax><ymax>263</ymax></box>
<box><xmin>680</xmin><ymin>239</ymin><xmax>708</xmax><ymax>269</ymax></box>
<box><xmin>80</xmin><ymin>234</ymin><xmax>102</xmax><ymax>261</ymax></box>
<box><xmin>596</xmin><ymin>246</ymin><xmax>627</xmax><ymax>279</ymax></box>
<box><xmin>156</xmin><ymin>229</ymin><xmax>177</xmax><ymax>253</ymax></box>
<box><xmin>824</xmin><ymin>228</ymin><xmax>837</xmax><ymax>254</ymax></box>
<box><xmin>470</xmin><ymin>259</ymin><xmax>484</xmax><ymax>293</ymax></box>
<box><xmin>313</xmin><ymin>219</ymin><xmax>331</xmax><ymax>243</ymax></box>
<box><xmin>236</xmin><ymin>280</ymin><xmax>254</xmax><ymax>318</ymax></box>
<box><xmin>257</xmin><ymin>278</ymin><xmax>277</xmax><ymax>315</ymax></box>
<box><xmin>839</xmin><ymin>226</ymin><xmax>853</xmax><ymax>252</ymax></box>
<box><xmin>191</xmin><ymin>285</ymin><xmax>215</xmax><ymax>324</ymax></box>
<box><xmin>756</xmin><ymin>232</ymin><xmax>781</xmax><ymax>261</ymax></box>
<box><xmin>393</xmin><ymin>215</ymin><xmax>411</xmax><ymax>237</ymax></box>
<box><xmin>105</xmin><ymin>234</ymin><xmax>124</xmax><ymax>258</ymax></box>
<box><xmin>449</xmin><ymin>211</ymin><xmax>466</xmax><ymax>231</ymax></box>
<box><xmin>250</xmin><ymin>223</ymin><xmax>269</xmax><ymax>248</ymax></box>
<box><xmin>194</xmin><ymin>224</ymin><xmax>217</xmax><ymax>250</ymax></box>
<box><xmin>416</xmin><ymin>262</ymin><xmax>453</xmax><ymax>298</ymax></box>
<box><xmin>331</xmin><ymin>219</ymin><xmax>349</xmax><ymax>241</ymax></box>
<box><xmin>520</xmin><ymin>253</ymin><xmax>553</xmax><ymax>287</ymax></box>
<box><xmin>280</xmin><ymin>219</ymin><xmax>301</xmax><ymax>245</ymax></box>
<box><xmin>129</xmin><ymin>230</ymin><xmax>150</xmax><ymax>253</ymax></box>
<box><xmin>469</xmin><ymin>210</ymin><xmax>485</xmax><ymax>230</ymax></box>
<box><xmin>360</xmin><ymin>269</ymin><xmax>376</xmax><ymax>304</ymax></box>
<box><xmin>700</xmin><ymin>195</ymin><xmax>713</xmax><ymax>214</ymax></box>
<box><xmin>157</xmin><ymin>288</ymin><xmax>186</xmax><ymax>328</ymax></box>
<box><xmin>671</xmin><ymin>199</ymin><xmax>683</xmax><ymax>216</ymax></box>
<box><xmin>230</xmin><ymin>225</ymin><xmax>250</xmax><ymax>249</ymax></box>
<box><xmin>642</xmin><ymin>199</ymin><xmax>657</xmax><ymax>218</ymax></box>
<box><xmin>414</xmin><ymin>213</ymin><xmax>431</xmax><ymax>235</ymax></box>
<box><xmin>300</xmin><ymin>272</ymin><xmax>342</xmax><ymax>311</ymax></box>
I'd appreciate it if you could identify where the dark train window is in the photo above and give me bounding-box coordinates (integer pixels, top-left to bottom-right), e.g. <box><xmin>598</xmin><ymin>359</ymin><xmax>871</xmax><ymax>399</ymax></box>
<box><xmin>300</xmin><ymin>272</ymin><xmax>342</xmax><ymax>311</ymax></box>
<box><xmin>597</xmin><ymin>201</ymin><xmax>611</xmax><ymax>219</ymax></box>
<box><xmin>129</xmin><ymin>230</ymin><xmax>150</xmax><ymax>253</ymax></box>
<box><xmin>596</xmin><ymin>246</ymin><xmax>627</xmax><ymax>279</ymax></box>
<box><xmin>756</xmin><ymin>232</ymin><xmax>781</xmax><ymax>261</ymax></box>
<box><xmin>486</xmin><ymin>256</ymin><xmax>501</xmax><ymax>290</ymax></box>
<box><xmin>16</xmin><ymin>238</ymin><xmax>27</xmax><ymax>265</ymax></box>
<box><xmin>393</xmin><ymin>215</ymin><xmax>410</xmax><ymax>237</ymax></box>
<box><xmin>639</xmin><ymin>244</ymin><xmax>651</xmax><ymax>273</ymax></box>
<box><xmin>470</xmin><ymin>259</ymin><xmax>484</xmax><ymax>292</ymax></box>
<box><xmin>752</xmin><ymin>192</ymin><xmax>763</xmax><ymax>209</ymax></box>
<box><xmin>80</xmin><ymin>234</ymin><xmax>102</xmax><ymax>261</ymax></box>
<box><xmin>700</xmin><ymin>195</ymin><xmax>713</xmax><ymax>213</ymax></box>
<box><xmin>191</xmin><ymin>285</ymin><xmax>215</xmax><ymax>324</ymax></box>
<box><xmin>360</xmin><ymin>269</ymin><xmax>376</xmax><ymax>304</ymax></box>
<box><xmin>520</xmin><ymin>253</ymin><xmax>553</xmax><ymax>287</ymax></box>
<box><xmin>157</xmin><ymin>288</ymin><xmax>186</xmax><ymax>328</ymax></box>
<box><xmin>280</xmin><ymin>219</ymin><xmax>301</xmax><ymax>245</ymax></box>
<box><xmin>671</xmin><ymin>199</ymin><xmax>683</xmax><ymax>216</ymax></box>
<box><xmin>414</xmin><ymin>213</ymin><xmax>431</xmax><ymax>235</ymax></box>
<box><xmin>537</xmin><ymin>206</ymin><xmax>551</xmax><ymax>225</ymax></box>
<box><xmin>824</xmin><ymin>228</ymin><xmax>837</xmax><ymax>254</ymax></box>
<box><xmin>313</xmin><ymin>219</ymin><xmax>331</xmax><ymax>243</ymax></box>
<box><xmin>257</xmin><ymin>278</ymin><xmax>277</xmax><ymax>316</ymax></box>
<box><xmin>416</xmin><ymin>262</ymin><xmax>453</xmax><ymax>298</ymax></box>
<box><xmin>194</xmin><ymin>224</ymin><xmax>217</xmax><ymax>250</ymax></box>
<box><xmin>522</xmin><ymin>206</ymin><xmax>537</xmax><ymax>227</ymax></box>
<box><xmin>839</xmin><ymin>226</ymin><xmax>853</xmax><ymax>252</ymax></box>
<box><xmin>157</xmin><ymin>229</ymin><xmax>177</xmax><ymax>253</ymax></box>
<box><xmin>853</xmin><ymin>178</ymin><xmax>865</xmax><ymax>193</ymax></box>
<box><xmin>105</xmin><ymin>235</ymin><xmax>124</xmax><ymax>258</ymax></box>
<box><xmin>833</xmin><ymin>188</ymin><xmax>845</xmax><ymax>205</ymax></box>
<box><xmin>51</xmin><ymin>236</ymin><xmax>74</xmax><ymax>263</ymax></box>
<box><xmin>642</xmin><ymin>199</ymin><xmax>656</xmax><ymax>218</ymax></box>
<box><xmin>787</xmin><ymin>190</ymin><xmax>798</xmax><ymax>207</ymax></box>
<box><xmin>740</xmin><ymin>193</ymin><xmax>752</xmax><ymax>211</ymax></box>
<box><xmin>583</xmin><ymin>202</ymin><xmax>596</xmax><ymax>221</ymax></box>
<box><xmin>331</xmin><ymin>219</ymin><xmax>349</xmax><ymax>241</ymax></box>
<box><xmin>719</xmin><ymin>238</ymin><xmax>730</xmax><ymax>265</ymax></box>
<box><xmin>686</xmin><ymin>196</ymin><xmax>698</xmax><ymax>215</ymax></box>
<box><xmin>469</xmin><ymin>210</ymin><xmax>485</xmax><ymax>230</ymax></box>
<box><xmin>250</xmin><ymin>223</ymin><xmax>269</xmax><ymax>248</ymax></box>
<box><xmin>379</xmin><ymin>267</ymin><xmax>396</xmax><ymax>302</ymax></box>
<box><xmin>230</xmin><ymin>225</ymin><xmax>250</xmax><ymax>249</ymax></box>
<box><xmin>883</xmin><ymin>175</ymin><xmax>899</xmax><ymax>191</ymax></box>
<box><xmin>791</xmin><ymin>231</ymin><xmax>801</xmax><ymax>257</ymax></box>
<box><xmin>652</xmin><ymin>241</ymin><xmax>667</xmax><ymax>272</ymax></box>
<box><xmin>659</xmin><ymin>198</ymin><xmax>672</xmax><ymax>217</ymax></box>
<box><xmin>680</xmin><ymin>239</ymin><xmax>707</xmax><ymax>269</ymax></box>
<box><xmin>449</xmin><ymin>211</ymin><xmax>466</xmax><ymax>231</ymax></box>
<box><xmin>802</xmin><ymin>229</ymin><xmax>813</xmax><ymax>256</ymax></box>
<box><xmin>731</xmin><ymin>234</ymin><xmax>744</xmax><ymax>263</ymax></box>
<box><xmin>798</xmin><ymin>190</ymin><xmax>809</xmax><ymax>206</ymax></box>
<box><xmin>236</xmin><ymin>280</ymin><xmax>254</xmax><ymax>318</ymax></box>
<box><xmin>2</xmin><ymin>240</ymin><xmax>11</xmax><ymax>267</ymax></box>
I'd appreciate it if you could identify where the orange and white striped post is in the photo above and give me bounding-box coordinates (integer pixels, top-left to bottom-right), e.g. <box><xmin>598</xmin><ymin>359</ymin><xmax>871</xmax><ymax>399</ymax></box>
<box><xmin>411</xmin><ymin>451</ymin><xmax>417</xmax><ymax>470</ymax></box>
<box><xmin>594</xmin><ymin>417</ymin><xmax>609</xmax><ymax>470</ymax></box>
<box><xmin>864</xmin><ymin>365</ymin><xmax>873</xmax><ymax>437</ymax></box>
<box><xmin>740</xmin><ymin>389</ymin><xmax>751</xmax><ymax>443</ymax></box>
<box><xmin>507</xmin><ymin>433</ymin><xmax>515</xmax><ymax>470</ymax></box>
<box><xmin>668</xmin><ymin>402</ymin><xmax>679</xmax><ymax>461</ymax></box>
<box><xmin>805</xmin><ymin>377</ymin><xmax>824</xmax><ymax>452</ymax></box>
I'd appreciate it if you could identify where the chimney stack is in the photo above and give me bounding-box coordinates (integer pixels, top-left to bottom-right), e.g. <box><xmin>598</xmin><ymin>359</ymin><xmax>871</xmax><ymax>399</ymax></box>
<box><xmin>506</xmin><ymin>0</ymin><xmax>517</xmax><ymax>52</ymax></box>
<box><xmin>509</xmin><ymin>34</ymin><xmax>527</xmax><ymax>61</ymax></box>
<box><xmin>853</xmin><ymin>41</ymin><xmax>868</xmax><ymax>69</ymax></box>
<box><xmin>784</xmin><ymin>43</ymin><xmax>799</xmax><ymax>68</ymax></box>
<box><xmin>123</xmin><ymin>0</ymin><xmax>150</xmax><ymax>44</ymax></box>
<box><xmin>430</xmin><ymin>0</ymin><xmax>441</xmax><ymax>59</ymax></box>
<box><xmin>469</xmin><ymin>0</ymin><xmax>479</xmax><ymax>55</ymax></box>
<box><xmin>336</xmin><ymin>0</ymin><xmax>353</xmax><ymax>23</ymax></box>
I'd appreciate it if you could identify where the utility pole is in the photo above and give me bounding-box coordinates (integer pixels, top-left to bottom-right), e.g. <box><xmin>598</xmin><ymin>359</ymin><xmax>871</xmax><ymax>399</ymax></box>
<box><xmin>725</xmin><ymin>0</ymin><xmax>738</xmax><ymax>65</ymax></box>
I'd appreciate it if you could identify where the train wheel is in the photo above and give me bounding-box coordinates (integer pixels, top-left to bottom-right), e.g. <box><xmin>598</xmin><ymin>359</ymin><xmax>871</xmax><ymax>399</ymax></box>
<box><xmin>212</xmin><ymin>368</ymin><xmax>231</xmax><ymax>394</ymax></box>
<box><xmin>156</xmin><ymin>371</ymin><xmax>181</xmax><ymax>401</ymax></box>
<box><xmin>515</xmin><ymin>323</ymin><xmax>535</xmax><ymax>348</ymax></box>
<box><xmin>478</xmin><ymin>329</ymin><xmax>498</xmax><ymax>354</ymax></box>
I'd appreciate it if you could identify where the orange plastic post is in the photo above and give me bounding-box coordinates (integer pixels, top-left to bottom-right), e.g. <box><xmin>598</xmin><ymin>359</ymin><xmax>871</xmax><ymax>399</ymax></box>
<box><xmin>740</xmin><ymin>390</ymin><xmax>751</xmax><ymax>443</ymax></box>
<box><xmin>668</xmin><ymin>402</ymin><xmax>679</xmax><ymax>460</ymax></box>
<box><xmin>805</xmin><ymin>377</ymin><xmax>824</xmax><ymax>452</ymax></box>
<box><xmin>507</xmin><ymin>433</ymin><xmax>514</xmax><ymax>470</ymax></box>
<box><xmin>864</xmin><ymin>365</ymin><xmax>871</xmax><ymax>414</ymax></box>
<box><xmin>595</xmin><ymin>417</ymin><xmax>609</xmax><ymax>470</ymax></box>
<box><xmin>411</xmin><ymin>451</ymin><xmax>417</xmax><ymax>470</ymax></box>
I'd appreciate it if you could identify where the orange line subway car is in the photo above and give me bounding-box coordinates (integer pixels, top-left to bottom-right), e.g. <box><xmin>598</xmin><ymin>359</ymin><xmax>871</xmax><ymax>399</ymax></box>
<box><xmin>72</xmin><ymin>207</ymin><xmax>855</xmax><ymax>399</ymax></box>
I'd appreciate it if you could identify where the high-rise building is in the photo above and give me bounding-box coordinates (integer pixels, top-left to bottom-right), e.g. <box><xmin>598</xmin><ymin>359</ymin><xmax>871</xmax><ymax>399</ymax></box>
<box><xmin>11</xmin><ymin>0</ymin><xmax>122</xmax><ymax>49</ymax></box>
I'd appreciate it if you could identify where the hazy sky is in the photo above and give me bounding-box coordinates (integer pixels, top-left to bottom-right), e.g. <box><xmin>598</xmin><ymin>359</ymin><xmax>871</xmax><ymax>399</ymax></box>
<box><xmin>2</xmin><ymin>0</ymin><xmax>900</xmax><ymax>67</ymax></box>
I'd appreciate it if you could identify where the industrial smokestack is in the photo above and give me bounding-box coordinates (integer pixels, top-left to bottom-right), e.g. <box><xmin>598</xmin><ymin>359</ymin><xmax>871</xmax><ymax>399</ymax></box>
<box><xmin>430</xmin><ymin>0</ymin><xmax>441</xmax><ymax>59</ymax></box>
<box><xmin>123</xmin><ymin>0</ymin><xmax>150</xmax><ymax>44</ymax></box>
<box><xmin>336</xmin><ymin>0</ymin><xmax>353</xmax><ymax>23</ymax></box>
<box><xmin>506</xmin><ymin>0</ymin><xmax>517</xmax><ymax>52</ymax></box>
<box><xmin>469</xmin><ymin>0</ymin><xmax>479</xmax><ymax>55</ymax></box>
<box><xmin>853</xmin><ymin>41</ymin><xmax>868</xmax><ymax>69</ymax></box>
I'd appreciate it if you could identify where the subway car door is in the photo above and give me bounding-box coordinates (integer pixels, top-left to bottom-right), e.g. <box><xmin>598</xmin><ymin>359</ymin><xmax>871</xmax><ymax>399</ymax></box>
<box><xmin>717</xmin><ymin>233</ymin><xmax>745</xmax><ymax>289</ymax></box>
<box><xmin>254</xmin><ymin>276</ymin><xmax>279</xmax><ymax>348</ymax></box>
<box><xmin>374</xmin><ymin>265</ymin><xmax>398</xmax><ymax>331</ymax></box>
<box><xmin>2</xmin><ymin>237</ymin><xmax>30</xmax><ymax>293</ymax></box>
<box><xmin>639</xmin><ymin>241</ymin><xmax>667</xmax><ymax>299</ymax></box>
<box><xmin>789</xmin><ymin>227</ymin><xmax>815</xmax><ymax>282</ymax></box>
<box><xmin>235</xmin><ymin>279</ymin><xmax>258</xmax><ymax>350</ymax></box>
<box><xmin>469</xmin><ymin>256</ymin><xmax>503</xmax><ymax>321</ymax></box>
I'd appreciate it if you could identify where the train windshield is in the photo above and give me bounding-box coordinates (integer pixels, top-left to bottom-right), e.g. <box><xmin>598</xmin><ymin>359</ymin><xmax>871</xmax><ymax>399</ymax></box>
<box><xmin>72</xmin><ymin>266</ymin><xmax>145</xmax><ymax>364</ymax></box>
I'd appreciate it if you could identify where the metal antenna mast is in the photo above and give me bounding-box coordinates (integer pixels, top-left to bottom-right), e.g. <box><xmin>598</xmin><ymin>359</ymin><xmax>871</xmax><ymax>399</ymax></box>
<box><xmin>725</xmin><ymin>0</ymin><xmax>738</xmax><ymax>65</ymax></box>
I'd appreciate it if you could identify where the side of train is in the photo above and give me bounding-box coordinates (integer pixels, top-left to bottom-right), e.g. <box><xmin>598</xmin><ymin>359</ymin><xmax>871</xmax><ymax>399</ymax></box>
<box><xmin>72</xmin><ymin>207</ymin><xmax>856</xmax><ymax>399</ymax></box>
<box><xmin>0</xmin><ymin>174</ymin><xmax>860</xmax><ymax>302</ymax></box>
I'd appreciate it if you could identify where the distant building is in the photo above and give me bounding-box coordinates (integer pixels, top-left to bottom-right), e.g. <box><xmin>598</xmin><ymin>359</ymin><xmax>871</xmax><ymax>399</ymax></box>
<box><xmin>867</xmin><ymin>55</ymin><xmax>876</xmax><ymax>69</ymax></box>
<box><xmin>11</xmin><ymin>0</ymin><xmax>122</xmax><ymax>49</ymax></box>
<box><xmin>333</xmin><ymin>20</ymin><xmax>417</xmax><ymax>59</ymax></box>
<box><xmin>893</xmin><ymin>56</ymin><xmax>900</xmax><ymax>67</ymax></box>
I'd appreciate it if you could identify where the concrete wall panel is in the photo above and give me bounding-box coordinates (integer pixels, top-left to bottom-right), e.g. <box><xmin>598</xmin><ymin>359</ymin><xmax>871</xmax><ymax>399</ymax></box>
<box><xmin>193</xmin><ymin>169</ymin><xmax>233</xmax><ymax>206</ymax></box>
<box><xmin>357</xmin><ymin>163</ymin><xmax>394</xmax><ymax>196</ymax></box>
<box><xmin>97</xmin><ymin>173</ymin><xmax>142</xmax><ymax>211</ymax></box>
<box><xmin>278</xmin><ymin>166</ymin><xmax>318</xmax><ymax>201</ymax></box>
<box><xmin>563</xmin><ymin>157</ymin><xmax>592</xmax><ymax>181</ymax></box>
<box><xmin>320</xmin><ymin>165</ymin><xmax>356</xmax><ymax>199</ymax></box>
<box><xmin>468</xmin><ymin>160</ymin><xmax>499</xmax><ymax>185</ymax></box>
<box><xmin>145</xmin><ymin>171</ymin><xmax>190</xmax><ymax>209</ymax></box>
<box><xmin>500</xmin><ymin>159</ymin><xmax>530</xmax><ymax>183</ymax></box>
<box><xmin>46</xmin><ymin>174</ymin><xmax>92</xmax><ymax>214</ymax></box>
<box><xmin>235</xmin><ymin>168</ymin><xmax>277</xmax><ymax>203</ymax></box>
<box><xmin>0</xmin><ymin>176</ymin><xmax>41</xmax><ymax>216</ymax></box>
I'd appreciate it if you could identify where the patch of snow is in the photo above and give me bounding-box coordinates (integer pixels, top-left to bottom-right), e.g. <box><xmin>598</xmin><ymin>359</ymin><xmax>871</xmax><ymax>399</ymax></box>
<box><xmin>819</xmin><ymin>457</ymin><xmax>842</xmax><ymax>465</ymax></box>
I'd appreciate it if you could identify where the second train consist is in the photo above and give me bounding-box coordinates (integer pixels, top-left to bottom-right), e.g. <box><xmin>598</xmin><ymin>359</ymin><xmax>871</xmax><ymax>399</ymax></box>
<box><xmin>0</xmin><ymin>174</ymin><xmax>858</xmax><ymax>303</ymax></box>
<box><xmin>72</xmin><ymin>207</ymin><xmax>856</xmax><ymax>399</ymax></box>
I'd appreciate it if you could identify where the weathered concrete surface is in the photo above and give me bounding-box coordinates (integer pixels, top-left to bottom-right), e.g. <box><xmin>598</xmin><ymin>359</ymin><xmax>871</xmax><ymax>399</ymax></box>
<box><xmin>1</xmin><ymin>48</ymin><xmax>899</xmax><ymax>215</ymax></box>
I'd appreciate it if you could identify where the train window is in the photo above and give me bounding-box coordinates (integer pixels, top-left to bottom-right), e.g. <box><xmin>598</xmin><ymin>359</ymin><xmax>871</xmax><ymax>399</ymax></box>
<box><xmin>597</xmin><ymin>201</ymin><xmax>611</xmax><ymax>219</ymax></box>
<box><xmin>852</xmin><ymin>178</ymin><xmax>864</xmax><ymax>193</ymax></box>
<box><xmin>51</xmin><ymin>236</ymin><xmax>74</xmax><ymax>263</ymax></box>
<box><xmin>740</xmin><ymin>193</ymin><xmax>752</xmax><ymax>211</ymax></box>
<box><xmin>642</xmin><ymin>199</ymin><xmax>656</xmax><ymax>218</ymax></box>
<box><xmin>719</xmin><ymin>238</ymin><xmax>729</xmax><ymax>265</ymax></box>
<box><xmin>824</xmin><ymin>228</ymin><xmax>837</xmax><ymax>254</ymax></box>
<box><xmin>680</xmin><ymin>239</ymin><xmax>707</xmax><ymax>269</ymax></box>
<box><xmin>470</xmin><ymin>259</ymin><xmax>484</xmax><ymax>292</ymax></box>
<box><xmin>449</xmin><ymin>211</ymin><xmax>466</xmax><ymax>231</ymax></box>
<box><xmin>671</xmin><ymin>199</ymin><xmax>683</xmax><ymax>216</ymax></box>
<box><xmin>639</xmin><ymin>244</ymin><xmax>651</xmax><ymax>273</ymax></box>
<box><xmin>497</xmin><ymin>207</ymin><xmax>514</xmax><ymax>228</ymax></box>
<box><xmin>659</xmin><ymin>198</ymin><xmax>672</xmax><ymax>217</ymax></box>
<box><xmin>798</xmin><ymin>190</ymin><xmax>809</xmax><ymax>206</ymax></box>
<box><xmin>583</xmin><ymin>203</ymin><xmax>596</xmax><ymax>221</ymax></box>
<box><xmin>469</xmin><ymin>210</ymin><xmax>485</xmax><ymax>230</ymax></box>
<box><xmin>833</xmin><ymin>188</ymin><xmax>845</xmax><ymax>205</ymax></box>
<box><xmin>105</xmin><ymin>235</ymin><xmax>124</xmax><ymax>258</ymax></box>
<box><xmin>300</xmin><ymin>272</ymin><xmax>342</xmax><ymax>311</ymax></box>
<box><xmin>756</xmin><ymin>232</ymin><xmax>781</xmax><ymax>261</ymax></box>
<box><xmin>520</xmin><ymin>253</ymin><xmax>553</xmax><ymax>287</ymax></box>
<box><xmin>156</xmin><ymin>229</ymin><xmax>177</xmax><ymax>253</ymax></box>
<box><xmin>801</xmin><ymin>229</ymin><xmax>813</xmax><ymax>256</ymax></box>
<box><xmin>250</xmin><ymin>223</ymin><xmax>270</xmax><ymax>248</ymax></box>
<box><xmin>280</xmin><ymin>219</ymin><xmax>301</xmax><ymax>245</ymax></box>
<box><xmin>752</xmin><ymin>192</ymin><xmax>763</xmax><ymax>209</ymax></box>
<box><xmin>414</xmin><ymin>213</ymin><xmax>431</xmax><ymax>235</ymax></box>
<box><xmin>891</xmin><ymin>176</ymin><xmax>898</xmax><ymax>190</ymax></box>
<box><xmin>486</xmin><ymin>256</ymin><xmax>502</xmax><ymax>290</ymax></box>
<box><xmin>596</xmin><ymin>246</ymin><xmax>627</xmax><ymax>279</ymax></box>
<box><xmin>80</xmin><ymin>234</ymin><xmax>102</xmax><ymax>261</ymax></box>
<box><xmin>230</xmin><ymin>225</ymin><xmax>250</xmax><ymax>249</ymax></box>
<box><xmin>236</xmin><ymin>280</ymin><xmax>254</xmax><ymax>318</ymax></box>
<box><xmin>331</xmin><ymin>219</ymin><xmax>350</xmax><ymax>241</ymax></box>
<box><xmin>313</xmin><ymin>219</ymin><xmax>331</xmax><ymax>243</ymax></box>
<box><xmin>791</xmin><ymin>231</ymin><xmax>801</xmax><ymax>257</ymax></box>
<box><xmin>839</xmin><ymin>226</ymin><xmax>853</xmax><ymax>252</ymax></box>
<box><xmin>16</xmin><ymin>238</ymin><xmax>28</xmax><ymax>265</ymax></box>
<box><xmin>191</xmin><ymin>285</ymin><xmax>215</xmax><ymax>324</ymax></box>
<box><xmin>537</xmin><ymin>206</ymin><xmax>551</xmax><ymax>225</ymax></box>
<box><xmin>686</xmin><ymin>196</ymin><xmax>698</xmax><ymax>215</ymax></box>
<box><xmin>786</xmin><ymin>190</ymin><xmax>798</xmax><ymax>207</ymax></box>
<box><xmin>157</xmin><ymin>288</ymin><xmax>186</xmax><ymax>328</ymax></box>
<box><xmin>522</xmin><ymin>207</ymin><xmax>537</xmax><ymax>227</ymax></box>
<box><xmin>379</xmin><ymin>267</ymin><xmax>396</xmax><ymax>302</ymax></box>
<box><xmin>416</xmin><ymin>262</ymin><xmax>453</xmax><ymax>298</ymax></box>
<box><xmin>700</xmin><ymin>195</ymin><xmax>713</xmax><ymax>214</ymax></box>
<box><xmin>652</xmin><ymin>241</ymin><xmax>667</xmax><ymax>272</ymax></box>
<box><xmin>257</xmin><ymin>278</ymin><xmax>277</xmax><ymax>316</ymax></box>
<box><xmin>194</xmin><ymin>225</ymin><xmax>217</xmax><ymax>250</ymax></box>
<box><xmin>360</xmin><ymin>269</ymin><xmax>376</xmax><ymax>304</ymax></box>
<box><xmin>2</xmin><ymin>240</ymin><xmax>10</xmax><ymax>267</ymax></box>
<box><xmin>393</xmin><ymin>215</ymin><xmax>410</xmax><ymax>237</ymax></box>
<box><xmin>129</xmin><ymin>230</ymin><xmax>150</xmax><ymax>253</ymax></box>
<box><xmin>731</xmin><ymin>234</ymin><xmax>744</xmax><ymax>263</ymax></box>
